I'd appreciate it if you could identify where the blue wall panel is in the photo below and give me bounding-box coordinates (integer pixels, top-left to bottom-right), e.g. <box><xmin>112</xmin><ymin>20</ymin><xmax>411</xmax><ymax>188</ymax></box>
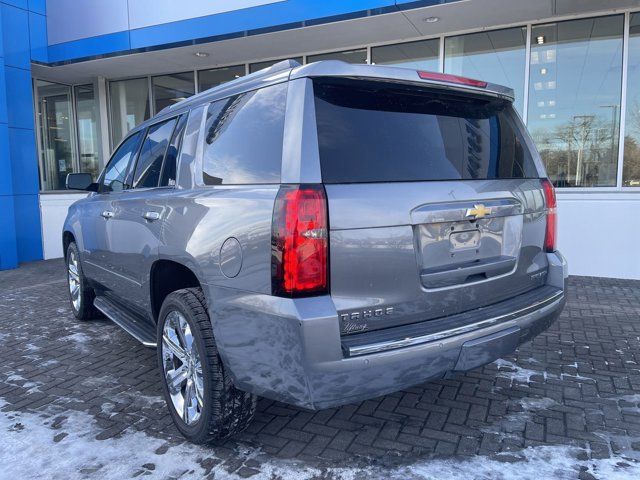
<box><xmin>1</xmin><ymin>3</ymin><xmax>31</xmax><ymax>70</ymax></box>
<box><xmin>5</xmin><ymin>66</ymin><xmax>34</xmax><ymax>130</ymax></box>
<box><xmin>9</xmin><ymin>127</ymin><xmax>38</xmax><ymax>195</ymax></box>
<box><xmin>12</xmin><ymin>193</ymin><xmax>42</xmax><ymax>262</ymax></box>
<box><xmin>28</xmin><ymin>11</ymin><xmax>47</xmax><ymax>63</ymax></box>
<box><xmin>0</xmin><ymin>0</ymin><xmax>44</xmax><ymax>269</ymax></box>
<box><xmin>28</xmin><ymin>0</ymin><xmax>46</xmax><ymax>15</ymax></box>
<box><xmin>0</xmin><ymin>194</ymin><xmax>18</xmax><ymax>269</ymax></box>
<box><xmin>0</xmin><ymin>123</ymin><xmax>10</xmax><ymax>196</ymax></box>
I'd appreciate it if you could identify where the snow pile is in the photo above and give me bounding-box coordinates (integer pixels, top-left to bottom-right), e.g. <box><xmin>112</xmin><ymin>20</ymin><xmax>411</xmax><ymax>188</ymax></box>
<box><xmin>2</xmin><ymin>399</ymin><xmax>639</xmax><ymax>480</ymax></box>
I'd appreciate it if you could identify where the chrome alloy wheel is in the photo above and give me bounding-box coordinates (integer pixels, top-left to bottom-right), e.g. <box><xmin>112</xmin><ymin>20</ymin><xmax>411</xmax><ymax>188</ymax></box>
<box><xmin>67</xmin><ymin>249</ymin><xmax>81</xmax><ymax>311</ymax></box>
<box><xmin>161</xmin><ymin>311</ymin><xmax>204</xmax><ymax>425</ymax></box>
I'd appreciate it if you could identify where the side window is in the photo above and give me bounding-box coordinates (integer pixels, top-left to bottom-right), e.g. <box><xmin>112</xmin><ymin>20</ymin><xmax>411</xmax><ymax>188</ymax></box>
<box><xmin>202</xmin><ymin>82</ymin><xmax>286</xmax><ymax>185</ymax></box>
<box><xmin>101</xmin><ymin>132</ymin><xmax>142</xmax><ymax>193</ymax></box>
<box><xmin>132</xmin><ymin>118</ymin><xmax>177</xmax><ymax>189</ymax></box>
<box><xmin>160</xmin><ymin>114</ymin><xmax>187</xmax><ymax>187</ymax></box>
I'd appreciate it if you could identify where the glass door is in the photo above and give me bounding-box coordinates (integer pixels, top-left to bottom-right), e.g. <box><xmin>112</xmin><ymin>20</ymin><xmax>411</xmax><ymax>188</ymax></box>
<box><xmin>36</xmin><ymin>80</ymin><xmax>77</xmax><ymax>191</ymax></box>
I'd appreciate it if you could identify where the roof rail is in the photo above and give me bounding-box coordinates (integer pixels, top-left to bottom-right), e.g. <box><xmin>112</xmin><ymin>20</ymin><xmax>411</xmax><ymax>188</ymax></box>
<box><xmin>158</xmin><ymin>58</ymin><xmax>302</xmax><ymax>115</ymax></box>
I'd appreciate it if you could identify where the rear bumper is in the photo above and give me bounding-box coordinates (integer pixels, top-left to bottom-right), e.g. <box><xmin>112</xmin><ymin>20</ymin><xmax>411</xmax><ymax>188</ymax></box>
<box><xmin>208</xmin><ymin>251</ymin><xmax>568</xmax><ymax>410</ymax></box>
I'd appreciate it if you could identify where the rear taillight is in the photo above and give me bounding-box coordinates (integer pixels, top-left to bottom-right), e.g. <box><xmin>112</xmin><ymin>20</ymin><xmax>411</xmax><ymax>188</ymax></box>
<box><xmin>417</xmin><ymin>70</ymin><xmax>488</xmax><ymax>88</ymax></box>
<box><xmin>541</xmin><ymin>178</ymin><xmax>557</xmax><ymax>253</ymax></box>
<box><xmin>271</xmin><ymin>184</ymin><xmax>328</xmax><ymax>297</ymax></box>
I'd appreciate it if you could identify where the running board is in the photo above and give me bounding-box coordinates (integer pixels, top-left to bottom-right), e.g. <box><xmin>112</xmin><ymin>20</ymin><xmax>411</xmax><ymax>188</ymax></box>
<box><xmin>94</xmin><ymin>296</ymin><xmax>157</xmax><ymax>348</ymax></box>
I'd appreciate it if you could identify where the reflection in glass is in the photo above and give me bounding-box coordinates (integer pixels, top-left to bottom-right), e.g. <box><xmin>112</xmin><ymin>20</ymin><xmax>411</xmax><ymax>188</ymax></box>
<box><xmin>624</xmin><ymin>13</ymin><xmax>640</xmax><ymax>186</ymax></box>
<box><xmin>152</xmin><ymin>72</ymin><xmax>195</xmax><ymax>114</ymax></box>
<box><xmin>249</xmin><ymin>57</ymin><xmax>303</xmax><ymax>73</ymax></box>
<box><xmin>198</xmin><ymin>65</ymin><xmax>245</xmax><ymax>92</ymax></box>
<box><xmin>36</xmin><ymin>81</ymin><xmax>76</xmax><ymax>191</ymax></box>
<box><xmin>109</xmin><ymin>77</ymin><xmax>150</xmax><ymax>147</ymax></box>
<box><xmin>372</xmin><ymin>39</ymin><xmax>439</xmax><ymax>71</ymax></box>
<box><xmin>528</xmin><ymin>16</ymin><xmax>623</xmax><ymax>187</ymax></box>
<box><xmin>445</xmin><ymin>27</ymin><xmax>527</xmax><ymax>114</ymax></box>
<box><xmin>74</xmin><ymin>84</ymin><xmax>101</xmax><ymax>181</ymax></box>
<box><xmin>307</xmin><ymin>48</ymin><xmax>367</xmax><ymax>64</ymax></box>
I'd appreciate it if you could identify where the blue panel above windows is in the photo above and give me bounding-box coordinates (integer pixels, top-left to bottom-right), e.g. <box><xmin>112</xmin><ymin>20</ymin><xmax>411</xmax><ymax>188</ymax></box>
<box><xmin>47</xmin><ymin>30</ymin><xmax>131</xmax><ymax>64</ymax></box>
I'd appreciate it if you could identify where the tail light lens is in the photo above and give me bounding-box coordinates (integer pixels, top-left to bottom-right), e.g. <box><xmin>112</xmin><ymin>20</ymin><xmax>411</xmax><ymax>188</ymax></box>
<box><xmin>541</xmin><ymin>178</ymin><xmax>557</xmax><ymax>253</ymax></box>
<box><xmin>271</xmin><ymin>184</ymin><xmax>328</xmax><ymax>297</ymax></box>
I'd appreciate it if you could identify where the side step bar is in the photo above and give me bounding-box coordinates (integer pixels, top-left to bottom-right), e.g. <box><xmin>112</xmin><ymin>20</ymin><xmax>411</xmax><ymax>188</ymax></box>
<box><xmin>94</xmin><ymin>296</ymin><xmax>157</xmax><ymax>348</ymax></box>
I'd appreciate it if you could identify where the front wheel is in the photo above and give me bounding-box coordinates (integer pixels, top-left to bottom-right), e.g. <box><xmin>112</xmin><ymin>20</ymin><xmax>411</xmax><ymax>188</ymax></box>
<box><xmin>157</xmin><ymin>287</ymin><xmax>257</xmax><ymax>444</ymax></box>
<box><xmin>66</xmin><ymin>241</ymin><xmax>100</xmax><ymax>320</ymax></box>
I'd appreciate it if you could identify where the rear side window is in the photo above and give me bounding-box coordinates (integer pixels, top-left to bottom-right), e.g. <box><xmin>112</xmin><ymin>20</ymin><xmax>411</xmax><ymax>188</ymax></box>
<box><xmin>133</xmin><ymin>118</ymin><xmax>177</xmax><ymax>188</ymax></box>
<box><xmin>101</xmin><ymin>131</ymin><xmax>142</xmax><ymax>193</ymax></box>
<box><xmin>202</xmin><ymin>82</ymin><xmax>287</xmax><ymax>185</ymax></box>
<box><xmin>313</xmin><ymin>78</ymin><xmax>538</xmax><ymax>183</ymax></box>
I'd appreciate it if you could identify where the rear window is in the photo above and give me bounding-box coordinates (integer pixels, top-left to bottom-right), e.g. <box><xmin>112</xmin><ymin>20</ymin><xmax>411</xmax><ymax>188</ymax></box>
<box><xmin>313</xmin><ymin>78</ymin><xmax>538</xmax><ymax>183</ymax></box>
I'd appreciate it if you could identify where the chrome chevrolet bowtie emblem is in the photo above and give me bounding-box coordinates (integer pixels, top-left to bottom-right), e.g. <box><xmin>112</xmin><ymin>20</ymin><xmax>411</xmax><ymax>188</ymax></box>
<box><xmin>465</xmin><ymin>203</ymin><xmax>492</xmax><ymax>219</ymax></box>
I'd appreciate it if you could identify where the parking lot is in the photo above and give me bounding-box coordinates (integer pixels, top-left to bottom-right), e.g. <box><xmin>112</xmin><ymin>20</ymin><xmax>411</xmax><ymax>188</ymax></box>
<box><xmin>1</xmin><ymin>259</ymin><xmax>640</xmax><ymax>479</ymax></box>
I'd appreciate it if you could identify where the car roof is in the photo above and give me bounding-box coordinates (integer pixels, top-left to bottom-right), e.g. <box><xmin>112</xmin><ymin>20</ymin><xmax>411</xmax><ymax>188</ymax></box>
<box><xmin>129</xmin><ymin>58</ymin><xmax>515</xmax><ymax>135</ymax></box>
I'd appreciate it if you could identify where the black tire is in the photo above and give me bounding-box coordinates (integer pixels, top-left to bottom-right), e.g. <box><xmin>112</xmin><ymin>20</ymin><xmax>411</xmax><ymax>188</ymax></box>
<box><xmin>65</xmin><ymin>241</ymin><xmax>101</xmax><ymax>320</ymax></box>
<box><xmin>157</xmin><ymin>287</ymin><xmax>257</xmax><ymax>444</ymax></box>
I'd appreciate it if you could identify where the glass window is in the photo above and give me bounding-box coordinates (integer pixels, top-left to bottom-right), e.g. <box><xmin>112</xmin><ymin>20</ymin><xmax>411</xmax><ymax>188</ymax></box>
<box><xmin>313</xmin><ymin>78</ymin><xmax>537</xmax><ymax>184</ymax></box>
<box><xmin>198</xmin><ymin>65</ymin><xmax>245</xmax><ymax>92</ymax></box>
<box><xmin>133</xmin><ymin>118</ymin><xmax>177</xmax><ymax>189</ymax></box>
<box><xmin>74</xmin><ymin>84</ymin><xmax>101</xmax><ymax>181</ymax></box>
<box><xmin>101</xmin><ymin>132</ymin><xmax>142</xmax><ymax>193</ymax></box>
<box><xmin>445</xmin><ymin>27</ymin><xmax>527</xmax><ymax>115</ymax></box>
<box><xmin>623</xmin><ymin>13</ymin><xmax>640</xmax><ymax>187</ymax></box>
<box><xmin>36</xmin><ymin>81</ymin><xmax>76</xmax><ymax>191</ymax></box>
<box><xmin>249</xmin><ymin>57</ymin><xmax>303</xmax><ymax>73</ymax></box>
<box><xmin>152</xmin><ymin>72</ymin><xmax>195</xmax><ymax>114</ymax></box>
<box><xmin>528</xmin><ymin>16</ymin><xmax>623</xmax><ymax>188</ymax></box>
<box><xmin>161</xmin><ymin>115</ymin><xmax>187</xmax><ymax>187</ymax></box>
<box><xmin>372</xmin><ymin>39</ymin><xmax>439</xmax><ymax>71</ymax></box>
<box><xmin>307</xmin><ymin>48</ymin><xmax>367</xmax><ymax>64</ymax></box>
<box><xmin>109</xmin><ymin>77</ymin><xmax>150</xmax><ymax>147</ymax></box>
<box><xmin>202</xmin><ymin>83</ymin><xmax>287</xmax><ymax>185</ymax></box>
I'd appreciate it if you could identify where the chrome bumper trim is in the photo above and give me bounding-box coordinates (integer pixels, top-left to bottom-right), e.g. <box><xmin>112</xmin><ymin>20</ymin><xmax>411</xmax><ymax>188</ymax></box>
<box><xmin>346</xmin><ymin>290</ymin><xmax>564</xmax><ymax>357</ymax></box>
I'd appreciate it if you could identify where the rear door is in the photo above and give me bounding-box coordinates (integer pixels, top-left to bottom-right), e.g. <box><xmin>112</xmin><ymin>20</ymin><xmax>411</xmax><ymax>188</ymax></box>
<box><xmin>312</xmin><ymin>78</ymin><xmax>549</xmax><ymax>335</ymax></box>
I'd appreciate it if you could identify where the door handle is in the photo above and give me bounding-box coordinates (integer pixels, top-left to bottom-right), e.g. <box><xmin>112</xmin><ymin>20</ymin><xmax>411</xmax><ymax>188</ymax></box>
<box><xmin>142</xmin><ymin>211</ymin><xmax>161</xmax><ymax>221</ymax></box>
<box><xmin>101</xmin><ymin>210</ymin><xmax>114</xmax><ymax>219</ymax></box>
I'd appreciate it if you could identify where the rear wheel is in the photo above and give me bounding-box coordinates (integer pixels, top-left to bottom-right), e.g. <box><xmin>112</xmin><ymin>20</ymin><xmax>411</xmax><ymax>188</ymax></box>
<box><xmin>157</xmin><ymin>287</ymin><xmax>256</xmax><ymax>444</ymax></box>
<box><xmin>66</xmin><ymin>242</ymin><xmax>100</xmax><ymax>320</ymax></box>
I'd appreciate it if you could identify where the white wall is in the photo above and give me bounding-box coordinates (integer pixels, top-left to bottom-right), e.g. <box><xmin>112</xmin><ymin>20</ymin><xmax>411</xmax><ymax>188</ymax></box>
<box><xmin>40</xmin><ymin>193</ymin><xmax>87</xmax><ymax>260</ymax></box>
<box><xmin>39</xmin><ymin>191</ymin><xmax>640</xmax><ymax>280</ymax></box>
<box><xmin>556</xmin><ymin>191</ymin><xmax>640</xmax><ymax>280</ymax></box>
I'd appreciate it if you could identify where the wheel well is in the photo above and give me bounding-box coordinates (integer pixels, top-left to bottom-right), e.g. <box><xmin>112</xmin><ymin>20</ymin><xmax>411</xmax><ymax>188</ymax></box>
<box><xmin>62</xmin><ymin>231</ymin><xmax>75</xmax><ymax>259</ymax></box>
<box><xmin>150</xmin><ymin>260</ymin><xmax>201</xmax><ymax>322</ymax></box>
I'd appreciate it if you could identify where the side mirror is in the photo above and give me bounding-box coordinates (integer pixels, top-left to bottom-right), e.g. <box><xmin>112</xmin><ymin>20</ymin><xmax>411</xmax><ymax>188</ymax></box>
<box><xmin>66</xmin><ymin>173</ymin><xmax>98</xmax><ymax>192</ymax></box>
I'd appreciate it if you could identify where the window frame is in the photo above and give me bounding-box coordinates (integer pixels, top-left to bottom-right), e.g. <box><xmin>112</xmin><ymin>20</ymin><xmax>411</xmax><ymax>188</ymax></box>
<box><xmin>158</xmin><ymin>113</ymin><xmax>188</xmax><ymax>189</ymax></box>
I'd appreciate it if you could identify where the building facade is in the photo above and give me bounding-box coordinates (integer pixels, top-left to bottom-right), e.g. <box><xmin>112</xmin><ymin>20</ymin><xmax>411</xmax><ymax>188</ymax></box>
<box><xmin>1</xmin><ymin>0</ymin><xmax>639</xmax><ymax>278</ymax></box>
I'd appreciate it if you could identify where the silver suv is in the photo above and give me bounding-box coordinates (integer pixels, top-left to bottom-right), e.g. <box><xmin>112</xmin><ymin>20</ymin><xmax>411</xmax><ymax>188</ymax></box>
<box><xmin>63</xmin><ymin>59</ymin><xmax>567</xmax><ymax>444</ymax></box>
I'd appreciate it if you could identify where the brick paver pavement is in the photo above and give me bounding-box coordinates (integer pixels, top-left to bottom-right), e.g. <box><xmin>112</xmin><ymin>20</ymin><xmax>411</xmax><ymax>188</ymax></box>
<box><xmin>1</xmin><ymin>259</ymin><xmax>640</xmax><ymax>479</ymax></box>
